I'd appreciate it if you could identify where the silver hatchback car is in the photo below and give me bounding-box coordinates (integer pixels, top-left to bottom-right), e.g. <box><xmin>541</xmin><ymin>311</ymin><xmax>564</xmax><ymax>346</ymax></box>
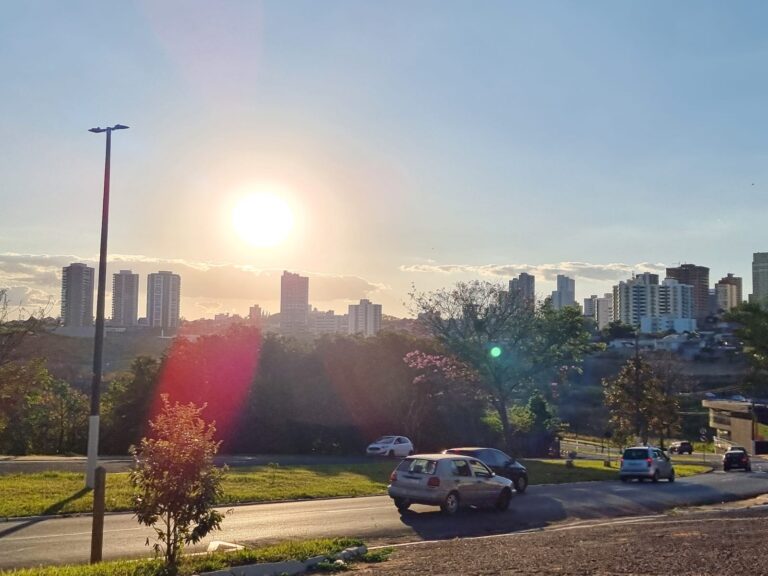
<box><xmin>387</xmin><ymin>453</ymin><xmax>514</xmax><ymax>514</ymax></box>
<box><xmin>619</xmin><ymin>446</ymin><xmax>675</xmax><ymax>483</ymax></box>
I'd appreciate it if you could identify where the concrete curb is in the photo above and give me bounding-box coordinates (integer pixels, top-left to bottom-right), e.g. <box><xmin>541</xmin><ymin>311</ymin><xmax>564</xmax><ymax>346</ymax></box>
<box><xmin>197</xmin><ymin>545</ymin><xmax>367</xmax><ymax>576</ymax></box>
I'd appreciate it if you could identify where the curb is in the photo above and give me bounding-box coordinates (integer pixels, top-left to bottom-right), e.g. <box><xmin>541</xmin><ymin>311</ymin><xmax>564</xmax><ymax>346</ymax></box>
<box><xmin>197</xmin><ymin>545</ymin><xmax>367</xmax><ymax>576</ymax></box>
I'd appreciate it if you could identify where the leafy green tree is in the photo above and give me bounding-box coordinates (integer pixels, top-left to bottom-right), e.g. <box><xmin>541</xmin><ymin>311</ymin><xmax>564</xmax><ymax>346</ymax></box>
<box><xmin>602</xmin><ymin>355</ymin><xmax>680</xmax><ymax>446</ymax></box>
<box><xmin>411</xmin><ymin>281</ymin><xmax>593</xmax><ymax>451</ymax></box>
<box><xmin>726</xmin><ymin>302</ymin><xmax>768</xmax><ymax>394</ymax></box>
<box><xmin>601</xmin><ymin>320</ymin><xmax>636</xmax><ymax>341</ymax></box>
<box><xmin>130</xmin><ymin>396</ymin><xmax>224</xmax><ymax>573</ymax></box>
<box><xmin>102</xmin><ymin>356</ymin><xmax>161</xmax><ymax>454</ymax></box>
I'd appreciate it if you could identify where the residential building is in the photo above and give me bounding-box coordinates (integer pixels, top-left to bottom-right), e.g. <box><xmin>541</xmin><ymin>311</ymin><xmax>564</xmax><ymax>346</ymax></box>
<box><xmin>348</xmin><ymin>299</ymin><xmax>382</xmax><ymax>337</ymax></box>
<box><xmin>665</xmin><ymin>264</ymin><xmax>710</xmax><ymax>321</ymax></box>
<box><xmin>509</xmin><ymin>272</ymin><xmax>536</xmax><ymax>311</ymax></box>
<box><xmin>550</xmin><ymin>274</ymin><xmax>576</xmax><ymax>310</ymax></box>
<box><xmin>111</xmin><ymin>270</ymin><xmax>139</xmax><ymax>326</ymax></box>
<box><xmin>583</xmin><ymin>293</ymin><xmax>613</xmax><ymax>330</ymax></box>
<box><xmin>715</xmin><ymin>273</ymin><xmax>743</xmax><ymax>312</ymax></box>
<box><xmin>248</xmin><ymin>304</ymin><xmax>268</xmax><ymax>326</ymax></box>
<box><xmin>280</xmin><ymin>271</ymin><xmax>309</xmax><ymax>335</ymax></box>
<box><xmin>612</xmin><ymin>273</ymin><xmax>695</xmax><ymax>333</ymax></box>
<box><xmin>61</xmin><ymin>263</ymin><xmax>95</xmax><ymax>327</ymax></box>
<box><xmin>752</xmin><ymin>252</ymin><xmax>768</xmax><ymax>306</ymax></box>
<box><xmin>146</xmin><ymin>271</ymin><xmax>181</xmax><ymax>331</ymax></box>
<box><xmin>310</xmin><ymin>309</ymin><xmax>348</xmax><ymax>335</ymax></box>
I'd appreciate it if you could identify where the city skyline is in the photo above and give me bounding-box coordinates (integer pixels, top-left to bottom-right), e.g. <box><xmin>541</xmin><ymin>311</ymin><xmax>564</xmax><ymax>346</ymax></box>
<box><xmin>3</xmin><ymin>3</ymin><xmax>768</xmax><ymax>318</ymax></box>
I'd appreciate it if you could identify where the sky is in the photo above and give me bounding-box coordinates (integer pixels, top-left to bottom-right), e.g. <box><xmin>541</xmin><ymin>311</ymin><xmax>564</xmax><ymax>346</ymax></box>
<box><xmin>1</xmin><ymin>1</ymin><xmax>768</xmax><ymax>319</ymax></box>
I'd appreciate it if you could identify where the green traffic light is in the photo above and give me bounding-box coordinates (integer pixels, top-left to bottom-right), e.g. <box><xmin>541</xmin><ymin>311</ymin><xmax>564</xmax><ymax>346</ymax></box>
<box><xmin>490</xmin><ymin>346</ymin><xmax>502</xmax><ymax>358</ymax></box>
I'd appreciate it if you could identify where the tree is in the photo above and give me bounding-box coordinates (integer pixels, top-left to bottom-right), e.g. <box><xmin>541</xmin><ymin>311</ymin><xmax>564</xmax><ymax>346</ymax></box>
<box><xmin>0</xmin><ymin>289</ymin><xmax>48</xmax><ymax>367</ymax></box>
<box><xmin>602</xmin><ymin>354</ymin><xmax>680</xmax><ymax>446</ymax></box>
<box><xmin>129</xmin><ymin>396</ymin><xmax>224</xmax><ymax>573</ymax></box>
<box><xmin>726</xmin><ymin>302</ymin><xmax>768</xmax><ymax>395</ymax></box>
<box><xmin>411</xmin><ymin>281</ymin><xmax>593</xmax><ymax>451</ymax></box>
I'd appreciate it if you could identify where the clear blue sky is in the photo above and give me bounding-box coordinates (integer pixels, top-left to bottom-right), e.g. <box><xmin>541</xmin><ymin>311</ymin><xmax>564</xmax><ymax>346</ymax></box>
<box><xmin>1</xmin><ymin>1</ymin><xmax>767</xmax><ymax>318</ymax></box>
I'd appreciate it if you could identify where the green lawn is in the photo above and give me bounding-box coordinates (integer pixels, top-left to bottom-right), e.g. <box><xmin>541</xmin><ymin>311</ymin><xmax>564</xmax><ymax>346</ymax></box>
<box><xmin>0</xmin><ymin>459</ymin><xmax>711</xmax><ymax>519</ymax></box>
<box><xmin>0</xmin><ymin>537</ymin><xmax>362</xmax><ymax>576</ymax></box>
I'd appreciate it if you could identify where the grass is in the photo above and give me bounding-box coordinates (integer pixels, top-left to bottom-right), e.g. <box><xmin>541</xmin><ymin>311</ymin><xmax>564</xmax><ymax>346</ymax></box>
<box><xmin>0</xmin><ymin>459</ymin><xmax>711</xmax><ymax>519</ymax></box>
<box><xmin>0</xmin><ymin>537</ymin><xmax>362</xmax><ymax>576</ymax></box>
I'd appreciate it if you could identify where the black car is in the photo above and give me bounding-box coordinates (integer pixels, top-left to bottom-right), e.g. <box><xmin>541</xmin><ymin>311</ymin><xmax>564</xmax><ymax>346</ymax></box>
<box><xmin>669</xmin><ymin>441</ymin><xmax>693</xmax><ymax>455</ymax></box>
<box><xmin>443</xmin><ymin>447</ymin><xmax>529</xmax><ymax>493</ymax></box>
<box><xmin>723</xmin><ymin>447</ymin><xmax>751</xmax><ymax>472</ymax></box>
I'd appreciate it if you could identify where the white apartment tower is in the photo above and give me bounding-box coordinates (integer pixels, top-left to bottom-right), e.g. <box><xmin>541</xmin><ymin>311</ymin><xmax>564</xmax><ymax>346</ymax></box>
<box><xmin>752</xmin><ymin>253</ymin><xmax>768</xmax><ymax>306</ymax></box>
<box><xmin>146</xmin><ymin>271</ymin><xmax>181</xmax><ymax>331</ymax></box>
<box><xmin>348</xmin><ymin>299</ymin><xmax>382</xmax><ymax>337</ymax></box>
<box><xmin>280</xmin><ymin>271</ymin><xmax>309</xmax><ymax>335</ymax></box>
<box><xmin>61</xmin><ymin>263</ymin><xmax>95</xmax><ymax>327</ymax></box>
<box><xmin>613</xmin><ymin>273</ymin><xmax>695</xmax><ymax>333</ymax></box>
<box><xmin>551</xmin><ymin>274</ymin><xmax>576</xmax><ymax>310</ymax></box>
<box><xmin>111</xmin><ymin>270</ymin><xmax>139</xmax><ymax>326</ymax></box>
<box><xmin>715</xmin><ymin>273</ymin><xmax>743</xmax><ymax>312</ymax></box>
<box><xmin>583</xmin><ymin>293</ymin><xmax>613</xmax><ymax>330</ymax></box>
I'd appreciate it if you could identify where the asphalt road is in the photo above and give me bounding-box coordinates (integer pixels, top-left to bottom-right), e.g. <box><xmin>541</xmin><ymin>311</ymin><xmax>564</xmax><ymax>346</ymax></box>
<box><xmin>1</xmin><ymin>469</ymin><xmax>767</xmax><ymax>570</ymax></box>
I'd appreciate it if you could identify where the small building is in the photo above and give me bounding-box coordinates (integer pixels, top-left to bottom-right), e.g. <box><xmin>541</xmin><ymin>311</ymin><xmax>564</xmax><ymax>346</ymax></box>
<box><xmin>702</xmin><ymin>399</ymin><xmax>768</xmax><ymax>455</ymax></box>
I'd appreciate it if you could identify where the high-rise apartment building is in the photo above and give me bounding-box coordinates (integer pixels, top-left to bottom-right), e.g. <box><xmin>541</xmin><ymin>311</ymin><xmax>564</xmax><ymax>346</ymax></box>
<box><xmin>583</xmin><ymin>293</ymin><xmax>613</xmax><ymax>330</ymax></box>
<box><xmin>665</xmin><ymin>264</ymin><xmax>710</xmax><ymax>321</ymax></box>
<box><xmin>310</xmin><ymin>309</ymin><xmax>348</xmax><ymax>335</ymax></box>
<box><xmin>715</xmin><ymin>273</ymin><xmax>743</xmax><ymax>312</ymax></box>
<box><xmin>61</xmin><ymin>263</ymin><xmax>95</xmax><ymax>327</ymax></box>
<box><xmin>348</xmin><ymin>299</ymin><xmax>382</xmax><ymax>337</ymax></box>
<box><xmin>612</xmin><ymin>273</ymin><xmax>695</xmax><ymax>333</ymax></box>
<box><xmin>111</xmin><ymin>270</ymin><xmax>139</xmax><ymax>326</ymax></box>
<box><xmin>509</xmin><ymin>272</ymin><xmax>536</xmax><ymax>311</ymax></box>
<box><xmin>752</xmin><ymin>252</ymin><xmax>768</xmax><ymax>306</ymax></box>
<box><xmin>551</xmin><ymin>274</ymin><xmax>576</xmax><ymax>310</ymax></box>
<box><xmin>146</xmin><ymin>271</ymin><xmax>181</xmax><ymax>331</ymax></box>
<box><xmin>280</xmin><ymin>271</ymin><xmax>309</xmax><ymax>335</ymax></box>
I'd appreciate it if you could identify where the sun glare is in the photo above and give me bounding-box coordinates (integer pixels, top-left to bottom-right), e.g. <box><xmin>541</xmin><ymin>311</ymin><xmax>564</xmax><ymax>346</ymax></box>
<box><xmin>232</xmin><ymin>192</ymin><xmax>294</xmax><ymax>248</ymax></box>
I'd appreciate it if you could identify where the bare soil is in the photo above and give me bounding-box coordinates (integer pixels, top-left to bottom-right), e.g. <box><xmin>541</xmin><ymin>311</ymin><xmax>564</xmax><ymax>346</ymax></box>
<box><xmin>354</xmin><ymin>498</ymin><xmax>768</xmax><ymax>575</ymax></box>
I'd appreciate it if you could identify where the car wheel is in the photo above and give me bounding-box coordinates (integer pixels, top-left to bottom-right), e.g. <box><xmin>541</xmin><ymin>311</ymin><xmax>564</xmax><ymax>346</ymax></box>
<box><xmin>724</xmin><ymin>465</ymin><xmax>730</xmax><ymax>472</ymax></box>
<box><xmin>495</xmin><ymin>489</ymin><xmax>511</xmax><ymax>512</ymax></box>
<box><xmin>441</xmin><ymin>492</ymin><xmax>460</xmax><ymax>516</ymax></box>
<box><xmin>620</xmin><ymin>476</ymin><xmax>628</xmax><ymax>483</ymax></box>
<box><xmin>387</xmin><ymin>450</ymin><xmax>394</xmax><ymax>457</ymax></box>
<box><xmin>394</xmin><ymin>497</ymin><xmax>411</xmax><ymax>512</ymax></box>
<box><xmin>746</xmin><ymin>466</ymin><xmax>752</xmax><ymax>473</ymax></box>
<box><xmin>652</xmin><ymin>471</ymin><xmax>660</xmax><ymax>483</ymax></box>
<box><xmin>408</xmin><ymin>450</ymin><xmax>414</xmax><ymax>456</ymax></box>
<box><xmin>514</xmin><ymin>475</ymin><xmax>528</xmax><ymax>494</ymax></box>
<box><xmin>669</xmin><ymin>469</ymin><xmax>675</xmax><ymax>483</ymax></box>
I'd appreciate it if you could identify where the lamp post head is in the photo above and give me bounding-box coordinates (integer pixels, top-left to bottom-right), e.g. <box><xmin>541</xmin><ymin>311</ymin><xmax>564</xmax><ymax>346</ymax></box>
<box><xmin>88</xmin><ymin>124</ymin><xmax>129</xmax><ymax>133</ymax></box>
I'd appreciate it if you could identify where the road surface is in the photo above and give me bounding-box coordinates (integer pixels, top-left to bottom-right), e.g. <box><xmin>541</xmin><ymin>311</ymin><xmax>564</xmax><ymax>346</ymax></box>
<box><xmin>1</xmin><ymin>469</ymin><xmax>767</xmax><ymax>570</ymax></box>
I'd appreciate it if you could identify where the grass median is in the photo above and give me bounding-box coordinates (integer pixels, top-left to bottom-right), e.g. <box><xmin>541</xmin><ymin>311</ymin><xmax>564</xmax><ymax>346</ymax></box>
<box><xmin>0</xmin><ymin>459</ymin><xmax>711</xmax><ymax>519</ymax></box>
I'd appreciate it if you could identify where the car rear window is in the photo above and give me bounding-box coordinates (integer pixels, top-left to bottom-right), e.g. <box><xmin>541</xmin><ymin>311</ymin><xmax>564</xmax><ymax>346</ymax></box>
<box><xmin>623</xmin><ymin>448</ymin><xmax>649</xmax><ymax>460</ymax></box>
<box><xmin>397</xmin><ymin>458</ymin><xmax>437</xmax><ymax>475</ymax></box>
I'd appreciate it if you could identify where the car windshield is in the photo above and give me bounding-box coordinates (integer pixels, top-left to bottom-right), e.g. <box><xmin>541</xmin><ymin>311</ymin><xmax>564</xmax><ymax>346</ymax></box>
<box><xmin>374</xmin><ymin>436</ymin><xmax>395</xmax><ymax>444</ymax></box>
<box><xmin>623</xmin><ymin>448</ymin><xmax>649</xmax><ymax>460</ymax></box>
<box><xmin>397</xmin><ymin>458</ymin><xmax>437</xmax><ymax>475</ymax></box>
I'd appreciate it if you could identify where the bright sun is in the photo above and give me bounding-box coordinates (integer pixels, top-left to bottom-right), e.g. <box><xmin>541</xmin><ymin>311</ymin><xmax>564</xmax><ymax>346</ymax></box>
<box><xmin>232</xmin><ymin>192</ymin><xmax>295</xmax><ymax>248</ymax></box>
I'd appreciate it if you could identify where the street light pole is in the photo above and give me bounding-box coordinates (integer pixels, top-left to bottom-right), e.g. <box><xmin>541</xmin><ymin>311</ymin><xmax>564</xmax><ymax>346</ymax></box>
<box><xmin>86</xmin><ymin>124</ymin><xmax>129</xmax><ymax>489</ymax></box>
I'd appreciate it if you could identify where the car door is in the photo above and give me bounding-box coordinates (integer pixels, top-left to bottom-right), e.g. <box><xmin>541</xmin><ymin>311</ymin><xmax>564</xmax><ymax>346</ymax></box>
<box><xmin>449</xmin><ymin>459</ymin><xmax>480</xmax><ymax>505</ymax></box>
<box><xmin>394</xmin><ymin>437</ymin><xmax>408</xmax><ymax>457</ymax></box>
<box><xmin>653</xmin><ymin>449</ymin><xmax>670</xmax><ymax>477</ymax></box>
<box><xmin>468</xmin><ymin>459</ymin><xmax>498</xmax><ymax>505</ymax></box>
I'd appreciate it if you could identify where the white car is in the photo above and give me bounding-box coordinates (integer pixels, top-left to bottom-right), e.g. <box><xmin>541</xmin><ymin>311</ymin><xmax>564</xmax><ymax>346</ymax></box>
<box><xmin>366</xmin><ymin>435</ymin><xmax>414</xmax><ymax>457</ymax></box>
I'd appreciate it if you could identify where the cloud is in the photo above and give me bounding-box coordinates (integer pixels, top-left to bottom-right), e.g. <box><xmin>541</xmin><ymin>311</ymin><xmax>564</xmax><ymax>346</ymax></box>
<box><xmin>400</xmin><ymin>261</ymin><xmax>668</xmax><ymax>283</ymax></box>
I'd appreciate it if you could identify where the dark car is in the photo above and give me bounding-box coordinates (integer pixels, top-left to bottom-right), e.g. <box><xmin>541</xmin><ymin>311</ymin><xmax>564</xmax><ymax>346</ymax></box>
<box><xmin>443</xmin><ymin>447</ymin><xmax>529</xmax><ymax>493</ymax></box>
<box><xmin>669</xmin><ymin>441</ymin><xmax>693</xmax><ymax>455</ymax></box>
<box><xmin>723</xmin><ymin>447</ymin><xmax>751</xmax><ymax>472</ymax></box>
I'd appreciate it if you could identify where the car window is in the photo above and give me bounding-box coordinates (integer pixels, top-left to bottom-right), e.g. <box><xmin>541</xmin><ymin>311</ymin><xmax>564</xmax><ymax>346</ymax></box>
<box><xmin>469</xmin><ymin>459</ymin><xmax>492</xmax><ymax>478</ymax></box>
<box><xmin>482</xmin><ymin>450</ymin><xmax>503</xmax><ymax>467</ymax></box>
<box><xmin>451</xmin><ymin>460</ymin><xmax>472</xmax><ymax>477</ymax></box>
<box><xmin>397</xmin><ymin>458</ymin><xmax>436</xmax><ymax>474</ymax></box>
<box><xmin>376</xmin><ymin>436</ymin><xmax>395</xmax><ymax>443</ymax></box>
<box><xmin>395</xmin><ymin>438</ymin><xmax>405</xmax><ymax>444</ymax></box>
<box><xmin>623</xmin><ymin>448</ymin><xmax>650</xmax><ymax>460</ymax></box>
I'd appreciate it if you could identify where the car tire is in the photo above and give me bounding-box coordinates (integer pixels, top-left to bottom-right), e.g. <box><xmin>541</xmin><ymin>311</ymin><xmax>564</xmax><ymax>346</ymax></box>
<box><xmin>514</xmin><ymin>476</ymin><xmax>528</xmax><ymax>494</ymax></box>
<box><xmin>620</xmin><ymin>476</ymin><xmax>628</xmax><ymax>483</ymax></box>
<box><xmin>746</xmin><ymin>466</ymin><xmax>752</xmax><ymax>473</ymax></box>
<box><xmin>441</xmin><ymin>492</ymin><xmax>460</xmax><ymax>516</ymax></box>
<box><xmin>495</xmin><ymin>489</ymin><xmax>511</xmax><ymax>512</ymax></box>
<box><xmin>669</xmin><ymin>469</ymin><xmax>675</xmax><ymax>483</ymax></box>
<box><xmin>394</xmin><ymin>497</ymin><xmax>411</xmax><ymax>512</ymax></box>
<box><xmin>408</xmin><ymin>450</ymin><xmax>414</xmax><ymax>456</ymax></box>
<box><xmin>387</xmin><ymin>450</ymin><xmax>394</xmax><ymax>457</ymax></box>
<box><xmin>652</xmin><ymin>471</ymin><xmax>660</xmax><ymax>483</ymax></box>
<box><xmin>724</xmin><ymin>465</ymin><xmax>730</xmax><ymax>472</ymax></box>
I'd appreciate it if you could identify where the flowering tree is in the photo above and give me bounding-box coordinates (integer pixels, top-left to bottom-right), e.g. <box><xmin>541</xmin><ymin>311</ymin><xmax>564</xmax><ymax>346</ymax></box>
<box><xmin>130</xmin><ymin>395</ymin><xmax>224</xmax><ymax>573</ymax></box>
